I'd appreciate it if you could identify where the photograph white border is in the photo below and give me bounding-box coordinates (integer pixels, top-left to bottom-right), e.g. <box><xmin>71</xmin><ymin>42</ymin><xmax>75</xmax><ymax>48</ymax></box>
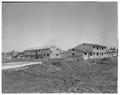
<box><xmin>0</xmin><ymin>0</ymin><xmax>119</xmax><ymax>95</ymax></box>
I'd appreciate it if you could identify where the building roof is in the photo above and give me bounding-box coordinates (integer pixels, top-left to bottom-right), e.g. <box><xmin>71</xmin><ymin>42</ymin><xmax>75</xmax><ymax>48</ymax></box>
<box><xmin>24</xmin><ymin>45</ymin><xmax>60</xmax><ymax>51</ymax></box>
<box><xmin>73</xmin><ymin>44</ymin><xmax>93</xmax><ymax>53</ymax></box>
<box><xmin>82</xmin><ymin>43</ymin><xmax>107</xmax><ymax>48</ymax></box>
<box><xmin>63</xmin><ymin>49</ymin><xmax>83</xmax><ymax>56</ymax></box>
<box><xmin>73</xmin><ymin>43</ymin><xmax>107</xmax><ymax>53</ymax></box>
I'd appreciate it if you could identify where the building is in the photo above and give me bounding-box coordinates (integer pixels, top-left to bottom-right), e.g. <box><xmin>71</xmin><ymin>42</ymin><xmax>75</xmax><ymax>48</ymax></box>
<box><xmin>106</xmin><ymin>47</ymin><xmax>118</xmax><ymax>57</ymax></box>
<box><xmin>71</xmin><ymin>43</ymin><xmax>108</xmax><ymax>60</ymax></box>
<box><xmin>13</xmin><ymin>52</ymin><xmax>25</xmax><ymax>59</ymax></box>
<box><xmin>3</xmin><ymin>43</ymin><xmax>116</xmax><ymax>62</ymax></box>
<box><xmin>63</xmin><ymin>49</ymin><xmax>84</xmax><ymax>60</ymax></box>
<box><xmin>23</xmin><ymin>46</ymin><xmax>62</xmax><ymax>60</ymax></box>
<box><xmin>2</xmin><ymin>50</ymin><xmax>20</xmax><ymax>62</ymax></box>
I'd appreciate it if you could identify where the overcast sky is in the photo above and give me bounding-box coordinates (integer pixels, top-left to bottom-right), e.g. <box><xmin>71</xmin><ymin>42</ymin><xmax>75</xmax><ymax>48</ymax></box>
<box><xmin>2</xmin><ymin>2</ymin><xmax>118</xmax><ymax>52</ymax></box>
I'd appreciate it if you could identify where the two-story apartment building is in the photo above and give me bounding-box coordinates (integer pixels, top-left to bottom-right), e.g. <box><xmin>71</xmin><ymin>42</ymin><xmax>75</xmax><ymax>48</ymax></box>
<box><xmin>72</xmin><ymin>43</ymin><xmax>108</xmax><ymax>60</ymax></box>
<box><xmin>23</xmin><ymin>46</ymin><xmax>62</xmax><ymax>60</ymax></box>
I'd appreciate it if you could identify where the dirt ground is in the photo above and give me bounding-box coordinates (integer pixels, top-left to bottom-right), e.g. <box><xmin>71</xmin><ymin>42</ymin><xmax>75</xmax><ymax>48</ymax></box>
<box><xmin>2</xmin><ymin>57</ymin><xmax>117</xmax><ymax>93</ymax></box>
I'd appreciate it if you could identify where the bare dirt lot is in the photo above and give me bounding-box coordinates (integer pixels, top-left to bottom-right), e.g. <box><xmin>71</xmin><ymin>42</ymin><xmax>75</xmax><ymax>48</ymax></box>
<box><xmin>2</xmin><ymin>57</ymin><xmax>117</xmax><ymax>93</ymax></box>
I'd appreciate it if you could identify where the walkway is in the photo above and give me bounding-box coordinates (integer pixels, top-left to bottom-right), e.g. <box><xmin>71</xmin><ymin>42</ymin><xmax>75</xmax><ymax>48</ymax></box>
<box><xmin>2</xmin><ymin>61</ymin><xmax>42</xmax><ymax>70</ymax></box>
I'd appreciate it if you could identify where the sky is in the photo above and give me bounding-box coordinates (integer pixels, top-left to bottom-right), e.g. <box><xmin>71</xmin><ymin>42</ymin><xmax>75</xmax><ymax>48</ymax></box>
<box><xmin>2</xmin><ymin>2</ymin><xmax>118</xmax><ymax>52</ymax></box>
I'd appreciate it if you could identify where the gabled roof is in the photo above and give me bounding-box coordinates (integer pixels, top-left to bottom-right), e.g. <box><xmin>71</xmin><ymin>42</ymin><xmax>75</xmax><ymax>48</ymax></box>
<box><xmin>73</xmin><ymin>44</ymin><xmax>93</xmax><ymax>53</ymax></box>
<box><xmin>63</xmin><ymin>49</ymin><xmax>83</xmax><ymax>56</ymax></box>
<box><xmin>82</xmin><ymin>43</ymin><xmax>107</xmax><ymax>48</ymax></box>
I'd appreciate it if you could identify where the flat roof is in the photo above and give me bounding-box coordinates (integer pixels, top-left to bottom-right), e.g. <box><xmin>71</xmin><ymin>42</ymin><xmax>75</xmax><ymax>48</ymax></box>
<box><xmin>24</xmin><ymin>46</ymin><xmax>59</xmax><ymax>51</ymax></box>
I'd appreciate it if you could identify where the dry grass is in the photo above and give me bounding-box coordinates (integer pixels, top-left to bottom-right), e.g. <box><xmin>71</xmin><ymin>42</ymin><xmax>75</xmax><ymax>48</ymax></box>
<box><xmin>2</xmin><ymin>57</ymin><xmax>117</xmax><ymax>93</ymax></box>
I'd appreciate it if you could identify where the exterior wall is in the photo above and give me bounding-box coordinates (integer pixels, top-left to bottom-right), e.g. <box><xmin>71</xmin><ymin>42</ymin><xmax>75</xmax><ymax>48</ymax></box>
<box><xmin>106</xmin><ymin>49</ymin><xmax>118</xmax><ymax>57</ymax></box>
<box><xmin>83</xmin><ymin>53</ymin><xmax>90</xmax><ymax>60</ymax></box>
<box><xmin>40</xmin><ymin>48</ymin><xmax>51</xmax><ymax>59</ymax></box>
<box><xmin>78</xmin><ymin>44</ymin><xmax>108</xmax><ymax>60</ymax></box>
<box><xmin>91</xmin><ymin>46</ymin><xmax>107</xmax><ymax>59</ymax></box>
<box><xmin>73</xmin><ymin>44</ymin><xmax>93</xmax><ymax>60</ymax></box>
<box><xmin>24</xmin><ymin>47</ymin><xmax>62</xmax><ymax>60</ymax></box>
<box><xmin>63</xmin><ymin>49</ymin><xmax>83</xmax><ymax>60</ymax></box>
<box><xmin>50</xmin><ymin>47</ymin><xmax>62</xmax><ymax>59</ymax></box>
<box><xmin>24</xmin><ymin>48</ymin><xmax>51</xmax><ymax>60</ymax></box>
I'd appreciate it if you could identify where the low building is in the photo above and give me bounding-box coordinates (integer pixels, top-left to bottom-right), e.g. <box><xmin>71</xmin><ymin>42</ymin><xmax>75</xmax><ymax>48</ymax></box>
<box><xmin>13</xmin><ymin>52</ymin><xmax>25</xmax><ymax>59</ymax></box>
<box><xmin>23</xmin><ymin>46</ymin><xmax>62</xmax><ymax>60</ymax></box>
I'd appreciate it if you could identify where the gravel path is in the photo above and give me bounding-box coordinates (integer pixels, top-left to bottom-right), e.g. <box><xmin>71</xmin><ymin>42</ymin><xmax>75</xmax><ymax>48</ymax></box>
<box><xmin>2</xmin><ymin>62</ymin><xmax>42</xmax><ymax>70</ymax></box>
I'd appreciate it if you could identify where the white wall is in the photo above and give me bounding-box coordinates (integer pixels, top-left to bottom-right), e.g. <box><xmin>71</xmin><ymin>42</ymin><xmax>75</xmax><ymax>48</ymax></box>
<box><xmin>83</xmin><ymin>53</ymin><xmax>89</xmax><ymax>60</ymax></box>
<box><xmin>50</xmin><ymin>47</ymin><xmax>61</xmax><ymax>59</ymax></box>
<box><xmin>91</xmin><ymin>46</ymin><xmax>107</xmax><ymax>59</ymax></box>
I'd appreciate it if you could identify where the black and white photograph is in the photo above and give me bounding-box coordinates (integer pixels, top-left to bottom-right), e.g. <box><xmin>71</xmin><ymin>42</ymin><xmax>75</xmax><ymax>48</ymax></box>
<box><xmin>2</xmin><ymin>1</ymin><xmax>118</xmax><ymax>93</ymax></box>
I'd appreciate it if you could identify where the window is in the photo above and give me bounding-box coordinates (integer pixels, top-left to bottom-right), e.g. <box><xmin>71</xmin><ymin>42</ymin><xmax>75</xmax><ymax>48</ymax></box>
<box><xmin>93</xmin><ymin>52</ymin><xmax>95</xmax><ymax>55</ymax></box>
<box><xmin>44</xmin><ymin>54</ymin><xmax>46</xmax><ymax>56</ymax></box>
<box><xmin>72</xmin><ymin>53</ymin><xmax>75</xmax><ymax>56</ymax></box>
<box><xmin>56</xmin><ymin>54</ymin><xmax>59</xmax><ymax>56</ymax></box>
<box><xmin>97</xmin><ymin>47</ymin><xmax>99</xmax><ymax>50</ymax></box>
<box><xmin>47</xmin><ymin>54</ymin><xmax>49</xmax><ymax>56</ymax></box>
<box><xmin>97</xmin><ymin>52</ymin><xmax>99</xmax><ymax>56</ymax></box>
<box><xmin>84</xmin><ymin>53</ymin><xmax>87</xmax><ymax>55</ymax></box>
